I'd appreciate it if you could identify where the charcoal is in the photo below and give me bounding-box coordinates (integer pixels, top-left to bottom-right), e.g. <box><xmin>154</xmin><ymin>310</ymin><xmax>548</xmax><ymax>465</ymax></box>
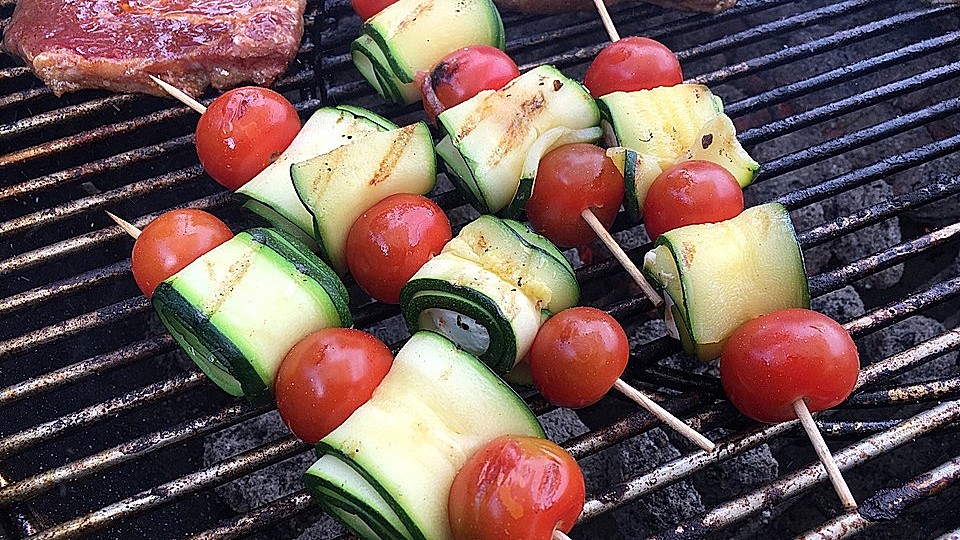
<box><xmin>811</xmin><ymin>285</ymin><xmax>866</xmax><ymax>322</ymax></box>
<box><xmin>296</xmin><ymin>515</ymin><xmax>347</xmax><ymax>540</ymax></box>
<box><xmin>203</xmin><ymin>411</ymin><xmax>315</xmax><ymax>517</ymax></box>
<box><xmin>605</xmin><ymin>429</ymin><xmax>705</xmax><ymax>538</ymax></box>
<box><xmin>541</xmin><ymin>408</ymin><xmax>611</xmax><ymax>493</ymax></box>
<box><xmin>363</xmin><ymin>313</ymin><xmax>411</xmax><ymax>347</ymax></box>
<box><xmin>829</xmin><ymin>180</ymin><xmax>903</xmax><ymax>290</ymax></box>
<box><xmin>861</xmin><ymin>315</ymin><xmax>958</xmax><ymax>384</ymax></box>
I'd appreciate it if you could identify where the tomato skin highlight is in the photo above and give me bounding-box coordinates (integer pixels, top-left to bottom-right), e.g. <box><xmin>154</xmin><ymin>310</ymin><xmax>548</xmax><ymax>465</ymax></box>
<box><xmin>195</xmin><ymin>87</ymin><xmax>301</xmax><ymax>190</ymax></box>
<box><xmin>720</xmin><ymin>308</ymin><xmax>860</xmax><ymax>423</ymax></box>
<box><xmin>528</xmin><ymin>307</ymin><xmax>629</xmax><ymax>408</ymax></box>
<box><xmin>420</xmin><ymin>45</ymin><xmax>519</xmax><ymax>123</ymax></box>
<box><xmin>275</xmin><ymin>328</ymin><xmax>393</xmax><ymax>444</ymax></box>
<box><xmin>642</xmin><ymin>159</ymin><xmax>744</xmax><ymax>240</ymax></box>
<box><xmin>131</xmin><ymin>209</ymin><xmax>233</xmax><ymax>297</ymax></box>
<box><xmin>449</xmin><ymin>435</ymin><xmax>585</xmax><ymax>540</ymax></box>
<box><xmin>350</xmin><ymin>0</ymin><xmax>398</xmax><ymax>20</ymax></box>
<box><xmin>346</xmin><ymin>194</ymin><xmax>452</xmax><ymax>304</ymax></box>
<box><xmin>583</xmin><ymin>36</ymin><xmax>683</xmax><ymax>97</ymax></box>
<box><xmin>525</xmin><ymin>143</ymin><xmax>625</xmax><ymax>248</ymax></box>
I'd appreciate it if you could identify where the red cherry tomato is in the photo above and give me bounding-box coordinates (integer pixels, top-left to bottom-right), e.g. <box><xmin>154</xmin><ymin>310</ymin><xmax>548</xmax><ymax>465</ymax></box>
<box><xmin>346</xmin><ymin>194</ymin><xmax>452</xmax><ymax>304</ymax></box>
<box><xmin>449</xmin><ymin>435</ymin><xmax>585</xmax><ymax>540</ymax></box>
<box><xmin>275</xmin><ymin>328</ymin><xmax>393</xmax><ymax>444</ymax></box>
<box><xmin>642</xmin><ymin>160</ymin><xmax>744</xmax><ymax>240</ymax></box>
<box><xmin>525</xmin><ymin>143</ymin><xmax>625</xmax><ymax>248</ymax></box>
<box><xmin>131</xmin><ymin>209</ymin><xmax>233</xmax><ymax>297</ymax></box>
<box><xmin>420</xmin><ymin>45</ymin><xmax>519</xmax><ymax>123</ymax></box>
<box><xmin>350</xmin><ymin>0</ymin><xmax>398</xmax><ymax>20</ymax></box>
<box><xmin>583</xmin><ymin>36</ymin><xmax>683</xmax><ymax>97</ymax></box>
<box><xmin>720</xmin><ymin>308</ymin><xmax>860</xmax><ymax>423</ymax></box>
<box><xmin>195</xmin><ymin>87</ymin><xmax>301</xmax><ymax>190</ymax></box>
<box><xmin>527</xmin><ymin>307</ymin><xmax>629</xmax><ymax>408</ymax></box>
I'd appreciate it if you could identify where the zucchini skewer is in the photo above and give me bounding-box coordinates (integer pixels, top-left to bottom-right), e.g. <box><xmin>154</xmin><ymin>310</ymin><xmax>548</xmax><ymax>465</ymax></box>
<box><xmin>587</xmin><ymin>2</ymin><xmax>855</xmax><ymax>505</ymax></box>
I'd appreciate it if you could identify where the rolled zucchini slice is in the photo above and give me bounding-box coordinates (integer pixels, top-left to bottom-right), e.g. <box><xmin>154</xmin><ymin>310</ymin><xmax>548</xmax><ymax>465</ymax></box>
<box><xmin>401</xmin><ymin>215</ymin><xmax>578</xmax><ymax>373</ymax></box>
<box><xmin>351</xmin><ymin>0</ymin><xmax>505</xmax><ymax>104</ymax></box>
<box><xmin>291</xmin><ymin>122</ymin><xmax>437</xmax><ymax>274</ymax></box>
<box><xmin>599</xmin><ymin>84</ymin><xmax>760</xmax><ymax>217</ymax></box>
<box><xmin>235</xmin><ymin>106</ymin><xmax>397</xmax><ymax>249</ymax></box>
<box><xmin>436</xmin><ymin>65</ymin><xmax>600</xmax><ymax>215</ymax></box>
<box><xmin>152</xmin><ymin>228</ymin><xmax>351</xmax><ymax>402</ymax></box>
<box><xmin>642</xmin><ymin>203</ymin><xmax>810</xmax><ymax>361</ymax></box>
<box><xmin>606</xmin><ymin>146</ymin><xmax>663</xmax><ymax>222</ymax></box>
<box><xmin>305</xmin><ymin>331</ymin><xmax>544</xmax><ymax>540</ymax></box>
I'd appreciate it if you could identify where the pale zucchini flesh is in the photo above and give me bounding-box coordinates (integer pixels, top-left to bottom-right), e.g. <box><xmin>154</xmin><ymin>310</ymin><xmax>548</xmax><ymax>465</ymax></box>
<box><xmin>291</xmin><ymin>122</ymin><xmax>437</xmax><ymax>273</ymax></box>
<box><xmin>642</xmin><ymin>203</ymin><xmax>810</xmax><ymax>360</ymax></box>
<box><xmin>599</xmin><ymin>84</ymin><xmax>758</xmax><ymax>192</ymax></box>
<box><xmin>606</xmin><ymin>146</ymin><xmax>663</xmax><ymax>221</ymax></box>
<box><xmin>437</xmin><ymin>65</ymin><xmax>600</xmax><ymax>214</ymax></box>
<box><xmin>236</xmin><ymin>106</ymin><xmax>397</xmax><ymax>247</ymax></box>
<box><xmin>307</xmin><ymin>331</ymin><xmax>544</xmax><ymax>540</ymax></box>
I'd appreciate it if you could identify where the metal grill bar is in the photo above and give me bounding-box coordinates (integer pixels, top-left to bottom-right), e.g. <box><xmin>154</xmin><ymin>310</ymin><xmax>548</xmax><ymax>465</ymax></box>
<box><xmin>23</xmin><ymin>436</ymin><xmax>308</xmax><ymax>540</ymax></box>
<box><xmin>797</xmin><ymin>455</ymin><xmax>960</xmax><ymax>539</ymax></box>
<box><xmin>648</xmin><ymin>400</ymin><xmax>960</xmax><ymax>540</ymax></box>
<box><xmin>691</xmin><ymin>5</ymin><xmax>953</xmax><ymax>87</ymax></box>
<box><xmin>184</xmin><ymin>490</ymin><xmax>316</xmax><ymax>540</ymax></box>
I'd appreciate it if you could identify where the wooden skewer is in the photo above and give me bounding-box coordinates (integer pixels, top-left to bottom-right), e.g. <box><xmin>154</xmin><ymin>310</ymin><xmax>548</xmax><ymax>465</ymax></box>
<box><xmin>592</xmin><ymin>0</ymin><xmax>621</xmax><ymax>42</ymax></box>
<box><xmin>580</xmin><ymin>208</ymin><xmax>662</xmax><ymax>308</ymax></box>
<box><xmin>792</xmin><ymin>399</ymin><xmax>858</xmax><ymax>511</ymax></box>
<box><xmin>553</xmin><ymin>530</ymin><xmax>573</xmax><ymax>540</ymax></box>
<box><xmin>148</xmin><ymin>75</ymin><xmax>208</xmax><ymax>114</ymax></box>
<box><xmin>613</xmin><ymin>379</ymin><xmax>715</xmax><ymax>452</ymax></box>
<box><xmin>106</xmin><ymin>211</ymin><xmax>142</xmax><ymax>239</ymax></box>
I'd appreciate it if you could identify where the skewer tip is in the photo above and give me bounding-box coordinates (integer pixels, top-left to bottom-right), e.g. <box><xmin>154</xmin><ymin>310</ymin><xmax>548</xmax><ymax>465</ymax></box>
<box><xmin>105</xmin><ymin>211</ymin><xmax>142</xmax><ymax>240</ymax></box>
<box><xmin>148</xmin><ymin>75</ymin><xmax>208</xmax><ymax>115</ymax></box>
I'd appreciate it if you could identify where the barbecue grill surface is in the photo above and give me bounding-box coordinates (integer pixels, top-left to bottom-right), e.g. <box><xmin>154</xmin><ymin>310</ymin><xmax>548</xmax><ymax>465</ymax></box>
<box><xmin>2</xmin><ymin>0</ymin><xmax>960</xmax><ymax>539</ymax></box>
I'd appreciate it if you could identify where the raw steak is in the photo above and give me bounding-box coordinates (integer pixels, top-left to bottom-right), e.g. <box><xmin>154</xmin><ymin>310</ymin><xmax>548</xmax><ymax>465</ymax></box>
<box><xmin>2</xmin><ymin>0</ymin><xmax>307</xmax><ymax>97</ymax></box>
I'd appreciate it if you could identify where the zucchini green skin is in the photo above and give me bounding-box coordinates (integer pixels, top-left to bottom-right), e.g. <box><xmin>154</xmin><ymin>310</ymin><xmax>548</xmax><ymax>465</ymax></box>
<box><xmin>641</xmin><ymin>203</ymin><xmax>810</xmax><ymax>361</ymax></box>
<box><xmin>152</xmin><ymin>228</ymin><xmax>351</xmax><ymax>402</ymax></box>
<box><xmin>235</xmin><ymin>106</ymin><xmax>398</xmax><ymax>249</ymax></box>
<box><xmin>351</xmin><ymin>0</ymin><xmax>505</xmax><ymax>104</ymax></box>
<box><xmin>306</xmin><ymin>331</ymin><xmax>544</xmax><ymax>540</ymax></box>
<box><xmin>436</xmin><ymin>65</ymin><xmax>600</xmax><ymax>215</ymax></box>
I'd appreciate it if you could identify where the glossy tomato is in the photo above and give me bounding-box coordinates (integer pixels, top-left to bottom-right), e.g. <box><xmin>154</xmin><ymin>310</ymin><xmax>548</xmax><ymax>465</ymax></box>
<box><xmin>583</xmin><ymin>36</ymin><xmax>683</xmax><ymax>97</ymax></box>
<box><xmin>350</xmin><ymin>0</ymin><xmax>397</xmax><ymax>20</ymax></box>
<box><xmin>195</xmin><ymin>87</ymin><xmax>301</xmax><ymax>190</ymax></box>
<box><xmin>346</xmin><ymin>194</ymin><xmax>452</xmax><ymax>304</ymax></box>
<box><xmin>720</xmin><ymin>308</ymin><xmax>860</xmax><ymax>423</ymax></box>
<box><xmin>420</xmin><ymin>45</ymin><xmax>519</xmax><ymax>123</ymax></box>
<box><xmin>449</xmin><ymin>435</ymin><xmax>585</xmax><ymax>540</ymax></box>
<box><xmin>525</xmin><ymin>143</ymin><xmax>625</xmax><ymax>248</ymax></box>
<box><xmin>275</xmin><ymin>328</ymin><xmax>393</xmax><ymax>443</ymax></box>
<box><xmin>642</xmin><ymin>160</ymin><xmax>744</xmax><ymax>240</ymax></box>
<box><xmin>131</xmin><ymin>209</ymin><xmax>233</xmax><ymax>297</ymax></box>
<box><xmin>528</xmin><ymin>307</ymin><xmax>629</xmax><ymax>408</ymax></box>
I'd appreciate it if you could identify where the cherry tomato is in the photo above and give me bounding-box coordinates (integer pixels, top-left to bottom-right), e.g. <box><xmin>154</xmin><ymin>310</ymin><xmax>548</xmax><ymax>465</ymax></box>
<box><xmin>527</xmin><ymin>307</ymin><xmax>629</xmax><ymax>408</ymax></box>
<box><xmin>350</xmin><ymin>0</ymin><xmax>398</xmax><ymax>20</ymax></box>
<box><xmin>131</xmin><ymin>209</ymin><xmax>233</xmax><ymax>297</ymax></box>
<box><xmin>642</xmin><ymin>160</ymin><xmax>744</xmax><ymax>240</ymax></box>
<box><xmin>720</xmin><ymin>308</ymin><xmax>860</xmax><ymax>423</ymax></box>
<box><xmin>346</xmin><ymin>194</ymin><xmax>452</xmax><ymax>304</ymax></box>
<box><xmin>525</xmin><ymin>143</ymin><xmax>625</xmax><ymax>248</ymax></box>
<box><xmin>449</xmin><ymin>435</ymin><xmax>585</xmax><ymax>540</ymax></box>
<box><xmin>583</xmin><ymin>36</ymin><xmax>683</xmax><ymax>97</ymax></box>
<box><xmin>195</xmin><ymin>87</ymin><xmax>301</xmax><ymax>190</ymax></box>
<box><xmin>275</xmin><ymin>328</ymin><xmax>393</xmax><ymax>444</ymax></box>
<box><xmin>419</xmin><ymin>45</ymin><xmax>519</xmax><ymax>123</ymax></box>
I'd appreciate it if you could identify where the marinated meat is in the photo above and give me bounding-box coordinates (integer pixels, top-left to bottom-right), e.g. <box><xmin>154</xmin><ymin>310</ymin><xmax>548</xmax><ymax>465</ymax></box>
<box><xmin>2</xmin><ymin>0</ymin><xmax>307</xmax><ymax>97</ymax></box>
<box><xmin>494</xmin><ymin>0</ymin><xmax>735</xmax><ymax>14</ymax></box>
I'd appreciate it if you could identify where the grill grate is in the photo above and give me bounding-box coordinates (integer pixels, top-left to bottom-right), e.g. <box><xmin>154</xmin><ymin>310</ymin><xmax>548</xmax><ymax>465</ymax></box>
<box><xmin>3</xmin><ymin>0</ymin><xmax>960</xmax><ymax>538</ymax></box>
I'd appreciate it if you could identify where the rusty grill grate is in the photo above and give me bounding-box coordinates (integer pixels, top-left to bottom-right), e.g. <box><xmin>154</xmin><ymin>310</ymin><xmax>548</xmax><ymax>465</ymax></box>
<box><xmin>2</xmin><ymin>0</ymin><xmax>960</xmax><ymax>538</ymax></box>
